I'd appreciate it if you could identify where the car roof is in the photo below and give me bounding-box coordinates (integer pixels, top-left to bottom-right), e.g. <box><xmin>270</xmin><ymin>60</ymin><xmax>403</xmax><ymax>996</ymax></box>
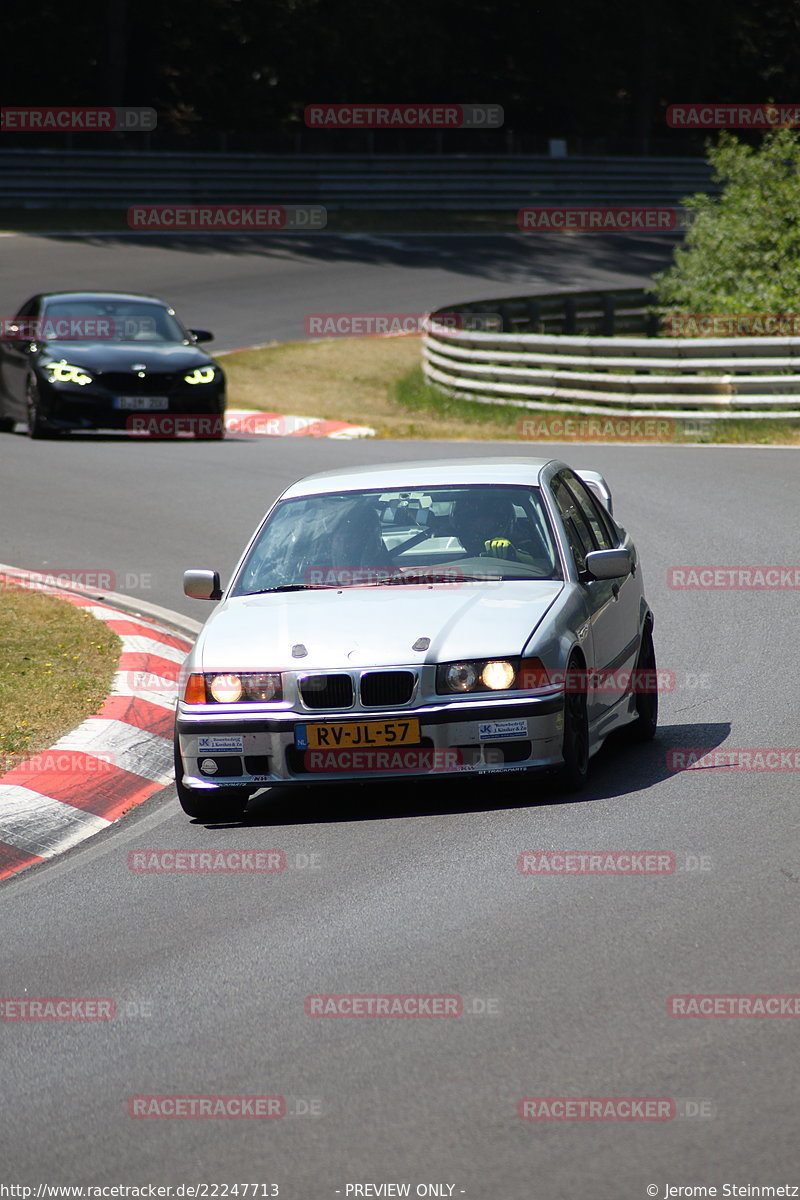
<box><xmin>38</xmin><ymin>291</ymin><xmax>171</xmax><ymax>306</ymax></box>
<box><xmin>281</xmin><ymin>457</ymin><xmax>560</xmax><ymax>497</ymax></box>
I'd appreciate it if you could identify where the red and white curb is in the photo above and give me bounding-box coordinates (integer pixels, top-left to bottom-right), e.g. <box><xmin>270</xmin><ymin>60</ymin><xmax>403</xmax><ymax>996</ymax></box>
<box><xmin>0</xmin><ymin>569</ymin><xmax>195</xmax><ymax>882</ymax></box>
<box><xmin>225</xmin><ymin>409</ymin><xmax>375</xmax><ymax>439</ymax></box>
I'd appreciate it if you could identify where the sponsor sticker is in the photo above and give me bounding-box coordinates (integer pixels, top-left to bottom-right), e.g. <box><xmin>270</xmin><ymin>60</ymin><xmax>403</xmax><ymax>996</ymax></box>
<box><xmin>478</xmin><ymin>719</ymin><xmax>527</xmax><ymax>741</ymax></box>
<box><xmin>197</xmin><ymin>735</ymin><xmax>244</xmax><ymax>754</ymax></box>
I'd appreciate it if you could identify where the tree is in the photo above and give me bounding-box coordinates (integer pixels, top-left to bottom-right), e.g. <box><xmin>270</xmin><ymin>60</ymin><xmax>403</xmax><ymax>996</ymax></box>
<box><xmin>654</xmin><ymin>128</ymin><xmax>800</xmax><ymax>313</ymax></box>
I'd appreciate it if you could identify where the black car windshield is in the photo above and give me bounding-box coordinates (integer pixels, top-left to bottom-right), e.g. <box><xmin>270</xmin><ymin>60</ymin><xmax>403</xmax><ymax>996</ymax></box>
<box><xmin>231</xmin><ymin>484</ymin><xmax>563</xmax><ymax>595</ymax></box>
<box><xmin>39</xmin><ymin>300</ymin><xmax>188</xmax><ymax>344</ymax></box>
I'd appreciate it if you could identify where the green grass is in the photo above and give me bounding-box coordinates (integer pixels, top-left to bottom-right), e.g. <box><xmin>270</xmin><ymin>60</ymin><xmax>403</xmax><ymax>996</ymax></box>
<box><xmin>0</xmin><ymin>586</ymin><xmax>120</xmax><ymax>775</ymax></box>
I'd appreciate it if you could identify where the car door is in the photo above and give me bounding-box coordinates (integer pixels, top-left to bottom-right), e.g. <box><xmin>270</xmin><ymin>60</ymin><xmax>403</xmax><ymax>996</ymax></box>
<box><xmin>0</xmin><ymin>296</ymin><xmax>41</xmax><ymax>418</ymax></box>
<box><xmin>551</xmin><ymin>471</ymin><xmax>640</xmax><ymax>723</ymax></box>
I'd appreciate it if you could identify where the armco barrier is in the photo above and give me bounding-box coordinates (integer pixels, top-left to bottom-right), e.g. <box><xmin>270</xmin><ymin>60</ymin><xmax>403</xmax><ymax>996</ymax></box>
<box><xmin>422</xmin><ymin>289</ymin><xmax>800</xmax><ymax>420</ymax></box>
<box><xmin>0</xmin><ymin>151</ymin><xmax>715</xmax><ymax>211</ymax></box>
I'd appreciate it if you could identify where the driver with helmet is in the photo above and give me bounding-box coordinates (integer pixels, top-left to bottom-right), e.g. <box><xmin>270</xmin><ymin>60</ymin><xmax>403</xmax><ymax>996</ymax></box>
<box><xmin>452</xmin><ymin>491</ymin><xmax>537</xmax><ymax>564</ymax></box>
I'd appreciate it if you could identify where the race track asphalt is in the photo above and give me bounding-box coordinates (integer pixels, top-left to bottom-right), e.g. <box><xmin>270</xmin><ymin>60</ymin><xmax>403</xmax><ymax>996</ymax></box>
<box><xmin>0</xmin><ymin>230</ymin><xmax>797</xmax><ymax>1198</ymax></box>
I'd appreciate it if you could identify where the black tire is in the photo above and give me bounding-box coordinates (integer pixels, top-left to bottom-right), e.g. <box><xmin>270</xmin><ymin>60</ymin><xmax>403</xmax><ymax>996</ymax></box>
<box><xmin>173</xmin><ymin>735</ymin><xmax>248</xmax><ymax>821</ymax></box>
<box><xmin>26</xmin><ymin>378</ymin><xmax>54</xmax><ymax>439</ymax></box>
<box><xmin>555</xmin><ymin>654</ymin><xmax>590</xmax><ymax>792</ymax></box>
<box><xmin>630</xmin><ymin>622</ymin><xmax>658</xmax><ymax>741</ymax></box>
<box><xmin>0</xmin><ymin>416</ymin><xmax>15</xmax><ymax>434</ymax></box>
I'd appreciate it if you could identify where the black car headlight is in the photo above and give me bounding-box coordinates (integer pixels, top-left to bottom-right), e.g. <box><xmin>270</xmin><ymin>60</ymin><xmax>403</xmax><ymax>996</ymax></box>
<box><xmin>46</xmin><ymin>360</ymin><xmax>93</xmax><ymax>386</ymax></box>
<box><xmin>184</xmin><ymin>367</ymin><xmax>217</xmax><ymax>385</ymax></box>
<box><xmin>436</xmin><ymin>657</ymin><xmax>553</xmax><ymax>695</ymax></box>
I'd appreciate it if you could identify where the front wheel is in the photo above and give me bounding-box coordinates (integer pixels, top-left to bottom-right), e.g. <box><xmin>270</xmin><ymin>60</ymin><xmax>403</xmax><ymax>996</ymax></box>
<box><xmin>173</xmin><ymin>735</ymin><xmax>248</xmax><ymax>821</ymax></box>
<box><xmin>26</xmin><ymin>378</ymin><xmax>54</xmax><ymax>439</ymax></box>
<box><xmin>554</xmin><ymin>655</ymin><xmax>589</xmax><ymax>792</ymax></box>
<box><xmin>630</xmin><ymin>623</ymin><xmax>658</xmax><ymax>741</ymax></box>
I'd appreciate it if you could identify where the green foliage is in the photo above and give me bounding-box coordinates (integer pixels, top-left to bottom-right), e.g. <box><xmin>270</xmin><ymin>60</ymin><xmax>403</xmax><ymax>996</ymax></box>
<box><xmin>654</xmin><ymin>129</ymin><xmax>800</xmax><ymax>312</ymax></box>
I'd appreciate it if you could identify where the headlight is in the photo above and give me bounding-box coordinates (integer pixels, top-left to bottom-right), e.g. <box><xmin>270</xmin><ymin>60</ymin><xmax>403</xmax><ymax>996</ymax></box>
<box><xmin>183</xmin><ymin>672</ymin><xmax>283</xmax><ymax>704</ymax></box>
<box><xmin>184</xmin><ymin>367</ymin><xmax>216</xmax><ymax>385</ymax></box>
<box><xmin>47</xmin><ymin>360</ymin><xmax>93</xmax><ymax>386</ymax></box>
<box><xmin>481</xmin><ymin>660</ymin><xmax>516</xmax><ymax>690</ymax></box>
<box><xmin>443</xmin><ymin>663</ymin><xmax>478</xmax><ymax>692</ymax></box>
<box><xmin>208</xmin><ymin>674</ymin><xmax>243</xmax><ymax>703</ymax></box>
<box><xmin>436</xmin><ymin>657</ymin><xmax>551</xmax><ymax>695</ymax></box>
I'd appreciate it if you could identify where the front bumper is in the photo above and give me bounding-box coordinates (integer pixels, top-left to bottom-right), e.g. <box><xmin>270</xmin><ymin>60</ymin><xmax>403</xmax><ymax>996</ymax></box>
<box><xmin>38</xmin><ymin>381</ymin><xmax>225</xmax><ymax>432</ymax></box>
<box><xmin>176</xmin><ymin>694</ymin><xmax>565</xmax><ymax>791</ymax></box>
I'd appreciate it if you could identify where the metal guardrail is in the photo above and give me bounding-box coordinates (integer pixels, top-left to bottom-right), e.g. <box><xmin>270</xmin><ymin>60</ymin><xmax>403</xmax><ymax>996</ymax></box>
<box><xmin>423</xmin><ymin>290</ymin><xmax>800</xmax><ymax>419</ymax></box>
<box><xmin>0</xmin><ymin>151</ymin><xmax>716</xmax><ymax>210</ymax></box>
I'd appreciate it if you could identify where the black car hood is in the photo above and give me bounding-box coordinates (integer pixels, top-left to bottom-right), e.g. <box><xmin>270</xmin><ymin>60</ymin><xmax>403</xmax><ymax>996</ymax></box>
<box><xmin>39</xmin><ymin>341</ymin><xmax>215</xmax><ymax>372</ymax></box>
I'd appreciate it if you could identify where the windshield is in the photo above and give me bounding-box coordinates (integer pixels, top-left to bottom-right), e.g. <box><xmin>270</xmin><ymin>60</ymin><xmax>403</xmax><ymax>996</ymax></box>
<box><xmin>39</xmin><ymin>300</ymin><xmax>189</xmax><ymax>344</ymax></box>
<box><xmin>231</xmin><ymin>484</ymin><xmax>563</xmax><ymax>595</ymax></box>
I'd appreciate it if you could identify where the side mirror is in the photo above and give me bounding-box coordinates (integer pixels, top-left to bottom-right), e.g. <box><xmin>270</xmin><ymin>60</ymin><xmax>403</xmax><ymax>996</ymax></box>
<box><xmin>189</xmin><ymin>328</ymin><xmax>214</xmax><ymax>343</ymax></box>
<box><xmin>0</xmin><ymin>324</ymin><xmax>34</xmax><ymax>349</ymax></box>
<box><xmin>184</xmin><ymin>568</ymin><xmax>222</xmax><ymax>600</ymax></box>
<box><xmin>584</xmin><ymin>548</ymin><xmax>631</xmax><ymax>581</ymax></box>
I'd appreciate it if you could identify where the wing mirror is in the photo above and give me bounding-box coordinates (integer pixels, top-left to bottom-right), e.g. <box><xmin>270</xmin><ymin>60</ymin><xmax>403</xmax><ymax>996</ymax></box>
<box><xmin>189</xmin><ymin>328</ymin><xmax>214</xmax><ymax>343</ymax></box>
<box><xmin>584</xmin><ymin>548</ymin><xmax>631</xmax><ymax>581</ymax></box>
<box><xmin>184</xmin><ymin>569</ymin><xmax>222</xmax><ymax>600</ymax></box>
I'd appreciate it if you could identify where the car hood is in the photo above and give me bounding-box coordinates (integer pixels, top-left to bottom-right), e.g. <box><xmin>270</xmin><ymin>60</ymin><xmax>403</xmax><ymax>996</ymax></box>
<box><xmin>39</xmin><ymin>342</ymin><xmax>214</xmax><ymax>372</ymax></box>
<box><xmin>195</xmin><ymin>581</ymin><xmax>564</xmax><ymax>672</ymax></box>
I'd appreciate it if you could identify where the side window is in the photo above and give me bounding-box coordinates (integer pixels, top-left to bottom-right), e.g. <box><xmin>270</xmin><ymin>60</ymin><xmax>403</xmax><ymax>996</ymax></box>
<box><xmin>551</xmin><ymin>476</ymin><xmax>595</xmax><ymax>574</ymax></box>
<box><xmin>15</xmin><ymin>296</ymin><xmax>40</xmax><ymax>319</ymax></box>
<box><xmin>561</xmin><ymin>471</ymin><xmax>617</xmax><ymax>550</ymax></box>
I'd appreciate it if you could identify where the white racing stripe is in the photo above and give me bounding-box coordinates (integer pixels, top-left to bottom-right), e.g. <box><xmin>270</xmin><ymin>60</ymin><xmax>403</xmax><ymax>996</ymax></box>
<box><xmin>51</xmin><ymin>719</ymin><xmax>174</xmax><ymax>783</ymax></box>
<box><xmin>114</xmin><ymin>634</ymin><xmax>188</xmax><ymax>664</ymax></box>
<box><xmin>108</xmin><ymin>671</ymin><xmax>179</xmax><ymax>708</ymax></box>
<box><xmin>0</xmin><ymin>785</ymin><xmax>110</xmax><ymax>857</ymax></box>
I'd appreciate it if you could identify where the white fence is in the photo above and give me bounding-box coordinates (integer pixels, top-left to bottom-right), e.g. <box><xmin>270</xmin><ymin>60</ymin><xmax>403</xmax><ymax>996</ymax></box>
<box><xmin>423</xmin><ymin>292</ymin><xmax>800</xmax><ymax>420</ymax></box>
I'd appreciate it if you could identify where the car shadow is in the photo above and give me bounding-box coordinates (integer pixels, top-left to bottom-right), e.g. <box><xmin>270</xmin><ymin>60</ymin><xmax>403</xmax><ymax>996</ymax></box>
<box><xmin>185</xmin><ymin>719</ymin><xmax>732</xmax><ymax>828</ymax></box>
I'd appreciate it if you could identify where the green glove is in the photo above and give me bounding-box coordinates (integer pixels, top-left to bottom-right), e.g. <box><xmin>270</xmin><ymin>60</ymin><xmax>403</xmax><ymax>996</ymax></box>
<box><xmin>484</xmin><ymin>538</ymin><xmax>516</xmax><ymax>559</ymax></box>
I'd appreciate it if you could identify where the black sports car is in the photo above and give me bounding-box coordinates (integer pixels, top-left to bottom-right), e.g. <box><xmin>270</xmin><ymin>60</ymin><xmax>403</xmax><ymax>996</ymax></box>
<box><xmin>0</xmin><ymin>291</ymin><xmax>226</xmax><ymax>438</ymax></box>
